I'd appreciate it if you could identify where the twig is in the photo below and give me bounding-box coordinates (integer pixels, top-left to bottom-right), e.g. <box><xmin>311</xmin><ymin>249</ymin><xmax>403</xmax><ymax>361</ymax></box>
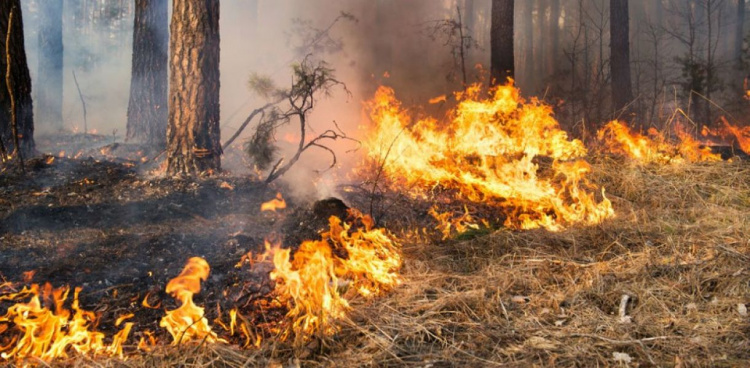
<box><xmin>5</xmin><ymin>8</ymin><xmax>23</xmax><ymax>172</ymax></box>
<box><xmin>569</xmin><ymin>333</ymin><xmax>674</xmax><ymax>344</ymax></box>
<box><xmin>221</xmin><ymin>100</ymin><xmax>279</xmax><ymax>150</ymax></box>
<box><xmin>72</xmin><ymin>70</ymin><xmax>88</xmax><ymax>137</ymax></box>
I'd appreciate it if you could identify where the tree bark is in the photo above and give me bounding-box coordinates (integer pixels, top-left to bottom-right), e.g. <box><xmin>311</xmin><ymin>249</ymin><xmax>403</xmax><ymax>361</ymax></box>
<box><xmin>0</xmin><ymin>0</ymin><xmax>34</xmax><ymax>157</ymax></box>
<box><xmin>166</xmin><ymin>0</ymin><xmax>221</xmax><ymax>175</ymax></box>
<box><xmin>522</xmin><ymin>0</ymin><xmax>534</xmax><ymax>90</ymax></box>
<box><xmin>610</xmin><ymin>0</ymin><xmax>634</xmax><ymax>118</ymax></box>
<box><xmin>491</xmin><ymin>0</ymin><xmax>514</xmax><ymax>84</ymax></box>
<box><xmin>127</xmin><ymin>0</ymin><xmax>168</xmax><ymax>148</ymax></box>
<box><xmin>548</xmin><ymin>0</ymin><xmax>560</xmax><ymax>76</ymax></box>
<box><xmin>37</xmin><ymin>0</ymin><xmax>63</xmax><ymax>129</ymax></box>
<box><xmin>736</xmin><ymin>0</ymin><xmax>745</xmax><ymax>66</ymax></box>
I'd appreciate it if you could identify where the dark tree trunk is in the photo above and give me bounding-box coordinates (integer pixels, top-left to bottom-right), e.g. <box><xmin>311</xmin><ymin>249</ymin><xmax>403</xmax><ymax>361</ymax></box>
<box><xmin>548</xmin><ymin>0</ymin><xmax>560</xmax><ymax>76</ymax></box>
<box><xmin>166</xmin><ymin>0</ymin><xmax>221</xmax><ymax>175</ymax></box>
<box><xmin>37</xmin><ymin>0</ymin><xmax>63</xmax><ymax>129</ymax></box>
<box><xmin>491</xmin><ymin>0</ymin><xmax>514</xmax><ymax>84</ymax></box>
<box><xmin>610</xmin><ymin>0</ymin><xmax>634</xmax><ymax>118</ymax></box>
<box><xmin>736</xmin><ymin>0</ymin><xmax>745</xmax><ymax>66</ymax></box>
<box><xmin>126</xmin><ymin>0</ymin><xmax>168</xmax><ymax>148</ymax></box>
<box><xmin>0</xmin><ymin>1</ymin><xmax>34</xmax><ymax>157</ymax></box>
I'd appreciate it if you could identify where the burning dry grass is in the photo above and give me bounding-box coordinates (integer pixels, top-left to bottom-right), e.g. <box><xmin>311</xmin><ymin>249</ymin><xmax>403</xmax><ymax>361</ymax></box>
<box><xmin>55</xmin><ymin>158</ymin><xmax>749</xmax><ymax>367</ymax></box>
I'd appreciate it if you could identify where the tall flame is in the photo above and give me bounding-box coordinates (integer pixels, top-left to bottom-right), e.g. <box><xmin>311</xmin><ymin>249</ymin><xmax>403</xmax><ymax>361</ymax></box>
<box><xmin>363</xmin><ymin>83</ymin><xmax>613</xmax><ymax>231</ymax></box>
<box><xmin>159</xmin><ymin>257</ymin><xmax>222</xmax><ymax>344</ymax></box>
<box><xmin>0</xmin><ymin>283</ymin><xmax>132</xmax><ymax>363</ymax></box>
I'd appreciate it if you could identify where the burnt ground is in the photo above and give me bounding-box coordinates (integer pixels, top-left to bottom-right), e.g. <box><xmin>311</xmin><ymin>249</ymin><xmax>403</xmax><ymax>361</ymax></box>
<box><xmin>0</xmin><ymin>143</ymin><xmax>286</xmax><ymax>341</ymax></box>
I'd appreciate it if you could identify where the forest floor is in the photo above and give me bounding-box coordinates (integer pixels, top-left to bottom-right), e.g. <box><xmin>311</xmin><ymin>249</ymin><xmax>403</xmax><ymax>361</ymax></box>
<box><xmin>0</xmin><ymin>133</ymin><xmax>749</xmax><ymax>367</ymax></box>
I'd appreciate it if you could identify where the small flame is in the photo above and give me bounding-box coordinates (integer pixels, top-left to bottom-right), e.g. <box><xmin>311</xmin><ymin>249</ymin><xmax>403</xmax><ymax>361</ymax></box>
<box><xmin>0</xmin><ymin>283</ymin><xmax>131</xmax><ymax>363</ymax></box>
<box><xmin>597</xmin><ymin>120</ymin><xmax>722</xmax><ymax>163</ymax></box>
<box><xmin>159</xmin><ymin>257</ymin><xmax>223</xmax><ymax>345</ymax></box>
<box><xmin>260</xmin><ymin>192</ymin><xmax>287</xmax><ymax>212</ymax></box>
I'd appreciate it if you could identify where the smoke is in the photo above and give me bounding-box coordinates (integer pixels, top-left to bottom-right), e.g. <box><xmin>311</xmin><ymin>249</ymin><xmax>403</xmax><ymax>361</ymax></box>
<box><xmin>19</xmin><ymin>0</ymin><xmax>483</xmax><ymax>199</ymax></box>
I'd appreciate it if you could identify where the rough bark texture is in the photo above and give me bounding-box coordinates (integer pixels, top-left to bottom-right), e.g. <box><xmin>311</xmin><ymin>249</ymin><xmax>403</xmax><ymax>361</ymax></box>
<box><xmin>610</xmin><ymin>0</ymin><xmax>634</xmax><ymax>117</ymax></box>
<box><xmin>736</xmin><ymin>0</ymin><xmax>745</xmax><ymax>66</ymax></box>
<box><xmin>0</xmin><ymin>1</ymin><xmax>34</xmax><ymax>157</ymax></box>
<box><xmin>491</xmin><ymin>0</ymin><xmax>514</xmax><ymax>84</ymax></box>
<box><xmin>37</xmin><ymin>0</ymin><xmax>63</xmax><ymax>129</ymax></box>
<box><xmin>127</xmin><ymin>0</ymin><xmax>168</xmax><ymax>148</ymax></box>
<box><xmin>166</xmin><ymin>0</ymin><xmax>221</xmax><ymax>175</ymax></box>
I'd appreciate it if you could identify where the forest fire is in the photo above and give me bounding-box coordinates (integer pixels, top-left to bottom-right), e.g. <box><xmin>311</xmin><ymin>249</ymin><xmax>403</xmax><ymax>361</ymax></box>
<box><xmin>363</xmin><ymin>82</ymin><xmax>614</xmax><ymax>231</ymax></box>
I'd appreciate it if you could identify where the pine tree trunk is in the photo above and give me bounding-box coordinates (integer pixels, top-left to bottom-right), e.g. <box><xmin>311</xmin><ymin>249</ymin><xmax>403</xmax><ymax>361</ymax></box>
<box><xmin>166</xmin><ymin>0</ymin><xmax>221</xmax><ymax>175</ymax></box>
<box><xmin>548</xmin><ymin>0</ymin><xmax>560</xmax><ymax>77</ymax></box>
<box><xmin>522</xmin><ymin>0</ymin><xmax>534</xmax><ymax>90</ymax></box>
<box><xmin>491</xmin><ymin>0</ymin><xmax>514</xmax><ymax>84</ymax></box>
<box><xmin>610</xmin><ymin>0</ymin><xmax>634</xmax><ymax>118</ymax></box>
<box><xmin>736</xmin><ymin>0</ymin><xmax>745</xmax><ymax>66</ymax></box>
<box><xmin>37</xmin><ymin>0</ymin><xmax>63</xmax><ymax>129</ymax></box>
<box><xmin>126</xmin><ymin>0</ymin><xmax>168</xmax><ymax>148</ymax></box>
<box><xmin>0</xmin><ymin>0</ymin><xmax>34</xmax><ymax>157</ymax></box>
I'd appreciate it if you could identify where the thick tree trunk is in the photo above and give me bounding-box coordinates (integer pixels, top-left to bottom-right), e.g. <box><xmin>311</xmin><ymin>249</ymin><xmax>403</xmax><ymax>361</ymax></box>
<box><xmin>0</xmin><ymin>1</ymin><xmax>34</xmax><ymax>157</ymax></box>
<box><xmin>736</xmin><ymin>0</ymin><xmax>745</xmax><ymax>66</ymax></box>
<box><xmin>610</xmin><ymin>0</ymin><xmax>634</xmax><ymax>118</ymax></box>
<box><xmin>126</xmin><ymin>0</ymin><xmax>168</xmax><ymax>148</ymax></box>
<box><xmin>166</xmin><ymin>0</ymin><xmax>221</xmax><ymax>175</ymax></box>
<box><xmin>37</xmin><ymin>0</ymin><xmax>63</xmax><ymax>129</ymax></box>
<box><xmin>491</xmin><ymin>0</ymin><xmax>514</xmax><ymax>84</ymax></box>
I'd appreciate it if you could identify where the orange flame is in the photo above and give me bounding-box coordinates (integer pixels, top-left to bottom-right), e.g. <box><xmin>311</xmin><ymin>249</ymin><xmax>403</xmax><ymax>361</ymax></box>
<box><xmin>363</xmin><ymin>82</ymin><xmax>613</xmax><ymax>231</ymax></box>
<box><xmin>597</xmin><ymin>120</ymin><xmax>721</xmax><ymax>163</ymax></box>
<box><xmin>0</xmin><ymin>283</ymin><xmax>132</xmax><ymax>363</ymax></box>
<box><xmin>159</xmin><ymin>257</ymin><xmax>222</xmax><ymax>345</ymax></box>
<box><xmin>260</xmin><ymin>192</ymin><xmax>287</xmax><ymax>212</ymax></box>
<box><xmin>249</xmin><ymin>210</ymin><xmax>401</xmax><ymax>345</ymax></box>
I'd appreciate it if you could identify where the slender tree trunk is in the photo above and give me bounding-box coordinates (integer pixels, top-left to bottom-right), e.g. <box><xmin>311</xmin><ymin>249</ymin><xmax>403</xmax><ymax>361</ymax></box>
<box><xmin>523</xmin><ymin>0</ymin><xmax>534</xmax><ymax>90</ymax></box>
<box><xmin>548</xmin><ymin>0</ymin><xmax>560</xmax><ymax>76</ymax></box>
<box><xmin>491</xmin><ymin>0</ymin><xmax>514</xmax><ymax>84</ymax></box>
<box><xmin>736</xmin><ymin>0</ymin><xmax>745</xmax><ymax>66</ymax></box>
<box><xmin>166</xmin><ymin>0</ymin><xmax>221</xmax><ymax>175</ymax></box>
<box><xmin>126</xmin><ymin>0</ymin><xmax>168</xmax><ymax>148</ymax></box>
<box><xmin>0</xmin><ymin>1</ymin><xmax>34</xmax><ymax>157</ymax></box>
<box><xmin>610</xmin><ymin>0</ymin><xmax>634</xmax><ymax>118</ymax></box>
<box><xmin>37</xmin><ymin>0</ymin><xmax>63</xmax><ymax>129</ymax></box>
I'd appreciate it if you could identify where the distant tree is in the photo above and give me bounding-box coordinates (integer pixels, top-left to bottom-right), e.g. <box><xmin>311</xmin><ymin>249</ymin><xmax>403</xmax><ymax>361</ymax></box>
<box><xmin>736</xmin><ymin>0</ymin><xmax>745</xmax><ymax>66</ymax></box>
<box><xmin>166</xmin><ymin>0</ymin><xmax>221</xmax><ymax>175</ymax></box>
<box><xmin>610</xmin><ymin>0</ymin><xmax>634</xmax><ymax>119</ymax></box>
<box><xmin>126</xmin><ymin>0</ymin><xmax>168</xmax><ymax>148</ymax></box>
<box><xmin>0</xmin><ymin>1</ymin><xmax>34</xmax><ymax>159</ymax></box>
<box><xmin>490</xmin><ymin>0</ymin><xmax>514</xmax><ymax>84</ymax></box>
<box><xmin>37</xmin><ymin>0</ymin><xmax>63</xmax><ymax>129</ymax></box>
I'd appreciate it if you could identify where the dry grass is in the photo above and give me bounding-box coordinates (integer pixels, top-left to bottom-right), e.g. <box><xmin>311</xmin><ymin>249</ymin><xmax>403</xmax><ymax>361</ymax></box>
<box><xmin>33</xmin><ymin>158</ymin><xmax>750</xmax><ymax>367</ymax></box>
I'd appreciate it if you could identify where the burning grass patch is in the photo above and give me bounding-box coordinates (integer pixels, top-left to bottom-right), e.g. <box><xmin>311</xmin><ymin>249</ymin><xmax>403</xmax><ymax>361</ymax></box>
<box><xmin>1</xmin><ymin>154</ymin><xmax>749</xmax><ymax>366</ymax></box>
